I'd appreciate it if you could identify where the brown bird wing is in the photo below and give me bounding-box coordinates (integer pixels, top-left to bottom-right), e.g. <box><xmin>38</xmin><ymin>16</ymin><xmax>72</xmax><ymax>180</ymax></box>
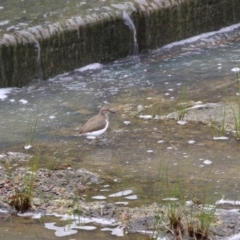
<box><xmin>79</xmin><ymin>115</ymin><xmax>106</xmax><ymax>134</ymax></box>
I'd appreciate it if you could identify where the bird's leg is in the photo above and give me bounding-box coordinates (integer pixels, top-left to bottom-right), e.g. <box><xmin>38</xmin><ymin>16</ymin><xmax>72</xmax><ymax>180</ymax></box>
<box><xmin>94</xmin><ymin>137</ymin><xmax>99</xmax><ymax>144</ymax></box>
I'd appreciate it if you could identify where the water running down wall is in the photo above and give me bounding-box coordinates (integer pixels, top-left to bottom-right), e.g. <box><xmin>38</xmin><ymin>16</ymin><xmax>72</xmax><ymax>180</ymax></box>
<box><xmin>0</xmin><ymin>0</ymin><xmax>240</xmax><ymax>87</ymax></box>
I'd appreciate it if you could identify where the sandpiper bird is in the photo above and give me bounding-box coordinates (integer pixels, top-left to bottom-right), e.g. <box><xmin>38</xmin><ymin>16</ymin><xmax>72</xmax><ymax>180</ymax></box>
<box><xmin>79</xmin><ymin>107</ymin><xmax>115</xmax><ymax>139</ymax></box>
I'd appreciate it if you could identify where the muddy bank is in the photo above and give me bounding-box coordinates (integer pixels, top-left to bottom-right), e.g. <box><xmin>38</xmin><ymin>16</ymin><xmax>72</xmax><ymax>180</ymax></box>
<box><xmin>0</xmin><ymin>160</ymin><xmax>240</xmax><ymax>239</ymax></box>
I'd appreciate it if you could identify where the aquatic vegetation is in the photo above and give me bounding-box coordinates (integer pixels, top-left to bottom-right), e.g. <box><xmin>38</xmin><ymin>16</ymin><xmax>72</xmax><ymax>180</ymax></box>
<box><xmin>211</xmin><ymin>105</ymin><xmax>227</xmax><ymax>138</ymax></box>
<box><xmin>10</xmin><ymin>152</ymin><xmax>40</xmax><ymax>213</ymax></box>
<box><xmin>25</xmin><ymin>109</ymin><xmax>39</xmax><ymax>149</ymax></box>
<box><xmin>177</xmin><ymin>86</ymin><xmax>188</xmax><ymax>121</ymax></box>
<box><xmin>10</xmin><ymin>193</ymin><xmax>31</xmax><ymax>213</ymax></box>
<box><xmin>231</xmin><ymin>70</ymin><xmax>240</xmax><ymax>140</ymax></box>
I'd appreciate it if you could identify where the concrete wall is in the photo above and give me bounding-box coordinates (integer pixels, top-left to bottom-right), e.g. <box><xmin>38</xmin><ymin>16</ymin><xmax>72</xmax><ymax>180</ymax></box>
<box><xmin>0</xmin><ymin>0</ymin><xmax>240</xmax><ymax>87</ymax></box>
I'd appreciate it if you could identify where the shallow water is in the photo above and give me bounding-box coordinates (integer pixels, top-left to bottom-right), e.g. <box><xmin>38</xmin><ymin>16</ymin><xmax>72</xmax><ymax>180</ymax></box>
<box><xmin>1</xmin><ymin>24</ymin><xmax>240</xmax><ymax>239</ymax></box>
<box><xmin>0</xmin><ymin>0</ymin><xmax>134</xmax><ymax>33</ymax></box>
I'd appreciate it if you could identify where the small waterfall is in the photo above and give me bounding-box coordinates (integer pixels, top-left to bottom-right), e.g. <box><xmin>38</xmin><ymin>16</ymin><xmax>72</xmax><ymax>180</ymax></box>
<box><xmin>18</xmin><ymin>30</ymin><xmax>43</xmax><ymax>80</ymax></box>
<box><xmin>122</xmin><ymin>11</ymin><xmax>139</xmax><ymax>55</ymax></box>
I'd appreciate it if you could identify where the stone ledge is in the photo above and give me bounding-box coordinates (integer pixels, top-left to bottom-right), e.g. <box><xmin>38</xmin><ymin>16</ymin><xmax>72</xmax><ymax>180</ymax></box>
<box><xmin>0</xmin><ymin>0</ymin><xmax>240</xmax><ymax>87</ymax></box>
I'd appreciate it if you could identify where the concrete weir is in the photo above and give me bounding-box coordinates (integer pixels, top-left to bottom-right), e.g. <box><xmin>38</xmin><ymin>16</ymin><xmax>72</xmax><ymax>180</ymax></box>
<box><xmin>0</xmin><ymin>0</ymin><xmax>240</xmax><ymax>87</ymax></box>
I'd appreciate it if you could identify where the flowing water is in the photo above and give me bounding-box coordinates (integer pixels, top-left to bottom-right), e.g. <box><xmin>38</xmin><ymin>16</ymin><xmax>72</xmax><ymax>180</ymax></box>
<box><xmin>0</xmin><ymin>0</ymin><xmax>133</xmax><ymax>33</ymax></box>
<box><xmin>1</xmin><ymin>24</ymin><xmax>240</xmax><ymax>239</ymax></box>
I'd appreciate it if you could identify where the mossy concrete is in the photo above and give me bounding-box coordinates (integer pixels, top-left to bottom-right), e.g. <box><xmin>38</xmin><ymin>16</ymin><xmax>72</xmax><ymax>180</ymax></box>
<box><xmin>0</xmin><ymin>0</ymin><xmax>240</xmax><ymax>87</ymax></box>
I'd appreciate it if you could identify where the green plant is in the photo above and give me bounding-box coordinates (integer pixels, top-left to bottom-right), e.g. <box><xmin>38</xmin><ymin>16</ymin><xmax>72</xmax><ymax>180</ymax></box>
<box><xmin>177</xmin><ymin>86</ymin><xmax>188</xmax><ymax>121</ymax></box>
<box><xmin>231</xmin><ymin>70</ymin><xmax>240</xmax><ymax>140</ymax></box>
<box><xmin>10</xmin><ymin>151</ymin><xmax>40</xmax><ymax>212</ymax></box>
<box><xmin>195</xmin><ymin>207</ymin><xmax>215</xmax><ymax>239</ymax></box>
<box><xmin>167</xmin><ymin>202</ymin><xmax>184</xmax><ymax>237</ymax></box>
<box><xmin>211</xmin><ymin>105</ymin><xmax>227</xmax><ymax>137</ymax></box>
<box><xmin>231</xmin><ymin>99</ymin><xmax>240</xmax><ymax>140</ymax></box>
<box><xmin>25</xmin><ymin>108</ymin><xmax>39</xmax><ymax>147</ymax></box>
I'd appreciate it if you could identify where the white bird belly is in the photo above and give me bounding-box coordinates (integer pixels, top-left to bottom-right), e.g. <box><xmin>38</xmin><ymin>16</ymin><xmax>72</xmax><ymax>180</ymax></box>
<box><xmin>85</xmin><ymin>119</ymin><xmax>109</xmax><ymax>138</ymax></box>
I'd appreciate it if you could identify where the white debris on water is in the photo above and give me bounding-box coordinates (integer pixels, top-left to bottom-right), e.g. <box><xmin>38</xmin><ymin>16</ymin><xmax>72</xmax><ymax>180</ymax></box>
<box><xmin>203</xmin><ymin>160</ymin><xmax>212</xmax><ymax>165</ymax></box>
<box><xmin>108</xmin><ymin>190</ymin><xmax>132</xmax><ymax>197</ymax></box>
<box><xmin>91</xmin><ymin>195</ymin><xmax>107</xmax><ymax>200</ymax></box>
<box><xmin>86</xmin><ymin>136</ymin><xmax>97</xmax><ymax>139</ymax></box>
<box><xmin>188</xmin><ymin>140</ymin><xmax>195</xmax><ymax>144</ymax></box>
<box><xmin>45</xmin><ymin>222</ymin><xmax>78</xmax><ymax>237</ymax></box>
<box><xmin>177</xmin><ymin>120</ymin><xmax>187</xmax><ymax>125</ymax></box>
<box><xmin>76</xmin><ymin>63</ymin><xmax>103</xmax><ymax>72</ymax></box>
<box><xmin>123</xmin><ymin>121</ymin><xmax>131</xmax><ymax>125</ymax></box>
<box><xmin>49</xmin><ymin>115</ymin><xmax>56</xmax><ymax>119</ymax></box>
<box><xmin>216</xmin><ymin>198</ymin><xmax>240</xmax><ymax>205</ymax></box>
<box><xmin>101</xmin><ymin>226</ymin><xmax>124</xmax><ymax>237</ymax></box>
<box><xmin>139</xmin><ymin>115</ymin><xmax>152</xmax><ymax>119</ymax></box>
<box><xmin>24</xmin><ymin>144</ymin><xmax>32</xmax><ymax>150</ymax></box>
<box><xmin>125</xmin><ymin>195</ymin><xmax>138</xmax><ymax>200</ymax></box>
<box><xmin>115</xmin><ymin>202</ymin><xmax>129</xmax><ymax>205</ymax></box>
<box><xmin>137</xmin><ymin>105</ymin><xmax>143</xmax><ymax>112</ymax></box>
<box><xmin>0</xmin><ymin>88</ymin><xmax>12</xmax><ymax>100</ymax></box>
<box><xmin>162</xmin><ymin>198</ymin><xmax>178</xmax><ymax>201</ymax></box>
<box><xmin>213</xmin><ymin>136</ymin><xmax>229</xmax><ymax>140</ymax></box>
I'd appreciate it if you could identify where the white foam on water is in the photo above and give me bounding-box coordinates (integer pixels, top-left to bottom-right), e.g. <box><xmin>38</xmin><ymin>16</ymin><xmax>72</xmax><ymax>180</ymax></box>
<box><xmin>76</xmin><ymin>63</ymin><xmax>103</xmax><ymax>72</ymax></box>
<box><xmin>101</xmin><ymin>226</ymin><xmax>124</xmax><ymax>237</ymax></box>
<box><xmin>231</xmin><ymin>67</ymin><xmax>240</xmax><ymax>73</ymax></box>
<box><xmin>0</xmin><ymin>209</ymin><xmax>8</xmax><ymax>213</ymax></box>
<box><xmin>216</xmin><ymin>198</ymin><xmax>240</xmax><ymax>205</ymax></box>
<box><xmin>18</xmin><ymin>212</ymin><xmax>41</xmax><ymax>218</ymax></box>
<box><xmin>163</xmin><ymin>22</ymin><xmax>240</xmax><ymax>49</ymax></box>
<box><xmin>45</xmin><ymin>222</ymin><xmax>78</xmax><ymax>237</ymax></box>
<box><xmin>19</xmin><ymin>99</ymin><xmax>28</xmax><ymax>104</ymax></box>
<box><xmin>228</xmin><ymin>233</ymin><xmax>240</xmax><ymax>240</ymax></box>
<box><xmin>0</xmin><ymin>20</ymin><xmax>9</xmax><ymax>26</ymax></box>
<box><xmin>0</xmin><ymin>88</ymin><xmax>12</xmax><ymax>100</ymax></box>
<box><xmin>44</xmin><ymin>213</ymin><xmax>120</xmax><ymax>237</ymax></box>
<box><xmin>188</xmin><ymin>140</ymin><xmax>195</xmax><ymax>144</ymax></box>
<box><xmin>49</xmin><ymin>115</ymin><xmax>56</xmax><ymax>119</ymax></box>
<box><xmin>108</xmin><ymin>190</ymin><xmax>132</xmax><ymax>197</ymax></box>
